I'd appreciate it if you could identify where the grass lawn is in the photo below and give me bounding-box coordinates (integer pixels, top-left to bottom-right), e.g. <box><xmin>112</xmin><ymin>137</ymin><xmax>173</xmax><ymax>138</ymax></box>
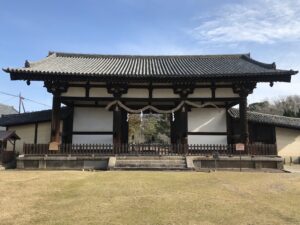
<box><xmin>0</xmin><ymin>171</ymin><xmax>300</xmax><ymax>225</ymax></box>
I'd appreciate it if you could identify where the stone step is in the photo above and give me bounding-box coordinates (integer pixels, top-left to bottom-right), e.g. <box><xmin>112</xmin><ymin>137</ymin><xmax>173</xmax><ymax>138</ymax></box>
<box><xmin>116</xmin><ymin>159</ymin><xmax>186</xmax><ymax>164</ymax></box>
<box><xmin>115</xmin><ymin>164</ymin><xmax>186</xmax><ymax>168</ymax></box>
<box><xmin>113</xmin><ymin>167</ymin><xmax>189</xmax><ymax>171</ymax></box>
<box><xmin>115</xmin><ymin>162</ymin><xmax>186</xmax><ymax>167</ymax></box>
<box><xmin>116</xmin><ymin>156</ymin><xmax>186</xmax><ymax>160</ymax></box>
<box><xmin>114</xmin><ymin>156</ymin><xmax>188</xmax><ymax>170</ymax></box>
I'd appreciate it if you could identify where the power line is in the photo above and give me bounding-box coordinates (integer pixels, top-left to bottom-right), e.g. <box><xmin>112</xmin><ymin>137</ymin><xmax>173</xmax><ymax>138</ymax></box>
<box><xmin>0</xmin><ymin>91</ymin><xmax>51</xmax><ymax>110</ymax></box>
<box><xmin>0</xmin><ymin>96</ymin><xmax>18</xmax><ymax>103</ymax></box>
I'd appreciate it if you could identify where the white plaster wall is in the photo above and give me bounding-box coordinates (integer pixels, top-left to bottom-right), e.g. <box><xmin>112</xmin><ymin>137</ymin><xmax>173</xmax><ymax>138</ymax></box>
<box><xmin>6</xmin><ymin>121</ymin><xmax>62</xmax><ymax>153</ymax></box>
<box><xmin>61</xmin><ymin>87</ymin><xmax>85</xmax><ymax>97</ymax></box>
<box><xmin>72</xmin><ymin>135</ymin><xmax>113</xmax><ymax>144</ymax></box>
<box><xmin>189</xmin><ymin>88</ymin><xmax>211</xmax><ymax>98</ymax></box>
<box><xmin>276</xmin><ymin>127</ymin><xmax>300</xmax><ymax>157</ymax></box>
<box><xmin>123</xmin><ymin>89</ymin><xmax>149</xmax><ymax>98</ymax></box>
<box><xmin>7</xmin><ymin>124</ymin><xmax>35</xmax><ymax>153</ymax></box>
<box><xmin>37</xmin><ymin>122</ymin><xmax>51</xmax><ymax>144</ymax></box>
<box><xmin>215</xmin><ymin>88</ymin><xmax>238</xmax><ymax>98</ymax></box>
<box><xmin>89</xmin><ymin>88</ymin><xmax>112</xmax><ymax>97</ymax></box>
<box><xmin>188</xmin><ymin>108</ymin><xmax>226</xmax><ymax>132</ymax></box>
<box><xmin>152</xmin><ymin>89</ymin><xmax>178</xmax><ymax>98</ymax></box>
<box><xmin>73</xmin><ymin>107</ymin><xmax>113</xmax><ymax>132</ymax></box>
<box><xmin>188</xmin><ymin>135</ymin><xmax>227</xmax><ymax>144</ymax></box>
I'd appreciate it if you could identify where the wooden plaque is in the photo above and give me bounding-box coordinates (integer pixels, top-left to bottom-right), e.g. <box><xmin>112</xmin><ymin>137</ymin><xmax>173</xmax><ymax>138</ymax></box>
<box><xmin>49</xmin><ymin>142</ymin><xmax>59</xmax><ymax>151</ymax></box>
<box><xmin>235</xmin><ymin>143</ymin><xmax>245</xmax><ymax>151</ymax></box>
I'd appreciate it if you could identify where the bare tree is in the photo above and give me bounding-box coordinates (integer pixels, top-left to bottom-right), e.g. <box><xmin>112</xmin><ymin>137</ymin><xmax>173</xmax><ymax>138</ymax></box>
<box><xmin>248</xmin><ymin>95</ymin><xmax>300</xmax><ymax>118</ymax></box>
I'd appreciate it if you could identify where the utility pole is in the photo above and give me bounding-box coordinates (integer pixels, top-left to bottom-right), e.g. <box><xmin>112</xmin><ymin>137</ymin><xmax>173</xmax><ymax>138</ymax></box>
<box><xmin>18</xmin><ymin>93</ymin><xmax>25</xmax><ymax>113</ymax></box>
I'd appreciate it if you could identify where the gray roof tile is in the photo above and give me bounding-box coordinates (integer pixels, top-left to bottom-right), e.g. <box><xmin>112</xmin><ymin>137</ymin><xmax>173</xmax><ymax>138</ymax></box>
<box><xmin>0</xmin><ymin>107</ymin><xmax>71</xmax><ymax>126</ymax></box>
<box><xmin>229</xmin><ymin>108</ymin><xmax>300</xmax><ymax>130</ymax></box>
<box><xmin>3</xmin><ymin>52</ymin><xmax>297</xmax><ymax>81</ymax></box>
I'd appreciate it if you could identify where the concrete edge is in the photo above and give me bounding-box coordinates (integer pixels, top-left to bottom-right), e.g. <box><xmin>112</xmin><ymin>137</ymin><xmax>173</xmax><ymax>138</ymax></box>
<box><xmin>186</xmin><ymin>156</ymin><xmax>195</xmax><ymax>170</ymax></box>
<box><xmin>108</xmin><ymin>157</ymin><xmax>116</xmax><ymax>170</ymax></box>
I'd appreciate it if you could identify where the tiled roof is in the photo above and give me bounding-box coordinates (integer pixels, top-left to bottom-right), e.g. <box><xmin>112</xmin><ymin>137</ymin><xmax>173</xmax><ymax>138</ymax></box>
<box><xmin>0</xmin><ymin>107</ymin><xmax>71</xmax><ymax>126</ymax></box>
<box><xmin>229</xmin><ymin>108</ymin><xmax>300</xmax><ymax>130</ymax></box>
<box><xmin>0</xmin><ymin>104</ymin><xmax>18</xmax><ymax>116</ymax></box>
<box><xmin>3</xmin><ymin>52</ymin><xmax>297</xmax><ymax>81</ymax></box>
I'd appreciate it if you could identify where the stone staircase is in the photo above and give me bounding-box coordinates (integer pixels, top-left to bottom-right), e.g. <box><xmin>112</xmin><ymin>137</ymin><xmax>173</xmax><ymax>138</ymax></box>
<box><xmin>114</xmin><ymin>156</ymin><xmax>188</xmax><ymax>170</ymax></box>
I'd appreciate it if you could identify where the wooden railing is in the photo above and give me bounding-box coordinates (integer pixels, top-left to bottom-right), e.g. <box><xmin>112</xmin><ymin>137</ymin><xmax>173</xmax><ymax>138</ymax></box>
<box><xmin>23</xmin><ymin>143</ymin><xmax>277</xmax><ymax>156</ymax></box>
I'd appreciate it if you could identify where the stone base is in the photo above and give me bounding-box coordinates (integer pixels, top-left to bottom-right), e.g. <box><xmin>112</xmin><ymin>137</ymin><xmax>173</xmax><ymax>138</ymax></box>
<box><xmin>188</xmin><ymin>155</ymin><xmax>283</xmax><ymax>170</ymax></box>
<box><xmin>17</xmin><ymin>155</ymin><xmax>109</xmax><ymax>170</ymax></box>
<box><xmin>16</xmin><ymin>155</ymin><xmax>284</xmax><ymax>171</ymax></box>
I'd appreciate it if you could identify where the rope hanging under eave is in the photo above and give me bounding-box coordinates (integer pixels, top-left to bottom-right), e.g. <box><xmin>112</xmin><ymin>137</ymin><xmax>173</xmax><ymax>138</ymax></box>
<box><xmin>105</xmin><ymin>100</ymin><xmax>220</xmax><ymax>114</ymax></box>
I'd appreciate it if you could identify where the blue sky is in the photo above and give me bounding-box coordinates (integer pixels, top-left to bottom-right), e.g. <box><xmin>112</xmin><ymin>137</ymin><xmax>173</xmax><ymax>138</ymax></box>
<box><xmin>0</xmin><ymin>0</ymin><xmax>299</xmax><ymax>111</ymax></box>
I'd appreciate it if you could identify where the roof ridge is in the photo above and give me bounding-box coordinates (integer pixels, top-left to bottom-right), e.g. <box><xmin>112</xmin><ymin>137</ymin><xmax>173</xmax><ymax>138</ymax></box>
<box><xmin>26</xmin><ymin>53</ymin><xmax>56</xmax><ymax>68</ymax></box>
<box><xmin>241</xmin><ymin>55</ymin><xmax>276</xmax><ymax>70</ymax></box>
<box><xmin>1</xmin><ymin>108</ymin><xmax>52</xmax><ymax>118</ymax></box>
<box><xmin>230</xmin><ymin>108</ymin><xmax>300</xmax><ymax>120</ymax></box>
<box><xmin>51</xmin><ymin>51</ymin><xmax>247</xmax><ymax>59</ymax></box>
<box><xmin>249</xmin><ymin>110</ymin><xmax>300</xmax><ymax>120</ymax></box>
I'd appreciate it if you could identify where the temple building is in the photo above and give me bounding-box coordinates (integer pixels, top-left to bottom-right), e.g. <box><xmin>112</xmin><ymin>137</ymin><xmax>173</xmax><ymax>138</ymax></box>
<box><xmin>1</xmin><ymin>52</ymin><xmax>298</xmax><ymax>170</ymax></box>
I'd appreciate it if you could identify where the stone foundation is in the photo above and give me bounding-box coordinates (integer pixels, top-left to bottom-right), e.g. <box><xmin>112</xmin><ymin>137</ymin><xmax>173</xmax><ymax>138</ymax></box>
<box><xmin>17</xmin><ymin>156</ymin><xmax>109</xmax><ymax>170</ymax></box>
<box><xmin>188</xmin><ymin>156</ymin><xmax>283</xmax><ymax>170</ymax></box>
<box><xmin>16</xmin><ymin>155</ymin><xmax>284</xmax><ymax>171</ymax></box>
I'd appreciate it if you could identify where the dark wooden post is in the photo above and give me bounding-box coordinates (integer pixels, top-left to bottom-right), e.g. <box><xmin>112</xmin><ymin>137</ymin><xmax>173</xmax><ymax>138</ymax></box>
<box><xmin>179</xmin><ymin>105</ymin><xmax>188</xmax><ymax>145</ymax></box>
<box><xmin>121</xmin><ymin>110</ymin><xmax>128</xmax><ymax>144</ymax></box>
<box><xmin>170</xmin><ymin>112</ymin><xmax>177</xmax><ymax>144</ymax></box>
<box><xmin>50</xmin><ymin>93</ymin><xmax>61</xmax><ymax>150</ymax></box>
<box><xmin>107</xmin><ymin>82</ymin><xmax>128</xmax><ymax>152</ymax></box>
<box><xmin>113</xmin><ymin>105</ymin><xmax>122</xmax><ymax>147</ymax></box>
<box><xmin>173</xmin><ymin>105</ymin><xmax>188</xmax><ymax>154</ymax></box>
<box><xmin>239</xmin><ymin>93</ymin><xmax>249</xmax><ymax>144</ymax></box>
<box><xmin>44</xmin><ymin>81</ymin><xmax>68</xmax><ymax>151</ymax></box>
<box><xmin>233</xmin><ymin>82</ymin><xmax>256</xmax><ymax>145</ymax></box>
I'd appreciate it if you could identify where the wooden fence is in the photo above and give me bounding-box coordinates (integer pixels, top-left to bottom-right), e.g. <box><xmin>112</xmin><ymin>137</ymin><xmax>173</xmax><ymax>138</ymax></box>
<box><xmin>23</xmin><ymin>143</ymin><xmax>277</xmax><ymax>156</ymax></box>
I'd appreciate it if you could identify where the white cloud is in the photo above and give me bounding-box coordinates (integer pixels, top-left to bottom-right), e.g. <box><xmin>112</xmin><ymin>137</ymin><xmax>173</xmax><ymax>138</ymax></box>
<box><xmin>191</xmin><ymin>0</ymin><xmax>300</xmax><ymax>44</ymax></box>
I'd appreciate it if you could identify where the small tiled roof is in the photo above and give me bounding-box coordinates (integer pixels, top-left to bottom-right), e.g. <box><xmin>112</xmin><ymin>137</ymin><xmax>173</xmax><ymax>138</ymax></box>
<box><xmin>0</xmin><ymin>107</ymin><xmax>71</xmax><ymax>126</ymax></box>
<box><xmin>0</xmin><ymin>104</ymin><xmax>18</xmax><ymax>116</ymax></box>
<box><xmin>229</xmin><ymin>108</ymin><xmax>300</xmax><ymax>130</ymax></box>
<box><xmin>3</xmin><ymin>52</ymin><xmax>297</xmax><ymax>82</ymax></box>
<box><xmin>0</xmin><ymin>130</ymin><xmax>20</xmax><ymax>141</ymax></box>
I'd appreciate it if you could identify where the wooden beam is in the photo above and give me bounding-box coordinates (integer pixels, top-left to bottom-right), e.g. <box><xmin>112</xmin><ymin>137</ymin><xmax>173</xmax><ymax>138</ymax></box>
<box><xmin>187</xmin><ymin>132</ymin><xmax>227</xmax><ymax>135</ymax></box>
<box><xmin>60</xmin><ymin>96</ymin><xmax>242</xmax><ymax>102</ymax></box>
<box><xmin>72</xmin><ymin>131</ymin><xmax>113</xmax><ymax>135</ymax></box>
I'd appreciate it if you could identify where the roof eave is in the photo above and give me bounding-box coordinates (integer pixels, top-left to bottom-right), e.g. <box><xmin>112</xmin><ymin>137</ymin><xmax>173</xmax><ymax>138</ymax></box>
<box><xmin>6</xmin><ymin>71</ymin><xmax>295</xmax><ymax>83</ymax></box>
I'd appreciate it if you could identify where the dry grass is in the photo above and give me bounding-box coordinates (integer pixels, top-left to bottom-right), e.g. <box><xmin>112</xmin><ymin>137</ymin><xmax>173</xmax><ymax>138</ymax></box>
<box><xmin>0</xmin><ymin>171</ymin><xmax>299</xmax><ymax>225</ymax></box>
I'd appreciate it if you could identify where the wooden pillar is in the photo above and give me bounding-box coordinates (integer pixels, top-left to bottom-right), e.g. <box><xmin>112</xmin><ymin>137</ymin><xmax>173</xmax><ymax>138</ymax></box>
<box><xmin>171</xmin><ymin>106</ymin><xmax>188</xmax><ymax>145</ymax></box>
<box><xmin>170</xmin><ymin>113</ymin><xmax>177</xmax><ymax>144</ymax></box>
<box><xmin>239</xmin><ymin>94</ymin><xmax>249</xmax><ymax>144</ymax></box>
<box><xmin>50</xmin><ymin>94</ymin><xmax>61</xmax><ymax>150</ymax></box>
<box><xmin>121</xmin><ymin>110</ymin><xmax>128</xmax><ymax>144</ymax></box>
<box><xmin>173</xmin><ymin>106</ymin><xmax>188</xmax><ymax>145</ymax></box>
<box><xmin>179</xmin><ymin>106</ymin><xmax>188</xmax><ymax>145</ymax></box>
<box><xmin>44</xmin><ymin>81</ymin><xmax>68</xmax><ymax>151</ymax></box>
<box><xmin>113</xmin><ymin>105</ymin><xmax>122</xmax><ymax>146</ymax></box>
<box><xmin>62</xmin><ymin>107</ymin><xmax>74</xmax><ymax>144</ymax></box>
<box><xmin>233</xmin><ymin>82</ymin><xmax>256</xmax><ymax>145</ymax></box>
